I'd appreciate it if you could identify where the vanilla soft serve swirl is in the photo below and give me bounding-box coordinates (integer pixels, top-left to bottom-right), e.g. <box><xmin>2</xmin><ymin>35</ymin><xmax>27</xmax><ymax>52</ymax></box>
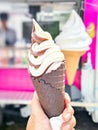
<box><xmin>28</xmin><ymin>19</ymin><xmax>64</xmax><ymax>77</ymax></box>
<box><xmin>55</xmin><ymin>10</ymin><xmax>91</xmax><ymax>51</ymax></box>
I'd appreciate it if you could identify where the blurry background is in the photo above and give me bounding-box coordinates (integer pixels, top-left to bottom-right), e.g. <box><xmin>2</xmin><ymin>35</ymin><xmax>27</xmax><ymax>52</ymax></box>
<box><xmin>0</xmin><ymin>0</ymin><xmax>98</xmax><ymax>130</ymax></box>
<box><xmin>0</xmin><ymin>0</ymin><xmax>79</xmax><ymax>67</ymax></box>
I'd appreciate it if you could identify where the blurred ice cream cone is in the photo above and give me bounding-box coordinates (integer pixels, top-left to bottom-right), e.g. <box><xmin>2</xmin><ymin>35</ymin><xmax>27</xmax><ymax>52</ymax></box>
<box><xmin>62</xmin><ymin>50</ymin><xmax>85</xmax><ymax>85</ymax></box>
<box><xmin>55</xmin><ymin>10</ymin><xmax>91</xmax><ymax>85</ymax></box>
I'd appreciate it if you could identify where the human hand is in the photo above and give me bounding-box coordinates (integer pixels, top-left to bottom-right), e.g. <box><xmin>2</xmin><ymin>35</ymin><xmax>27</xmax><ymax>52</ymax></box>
<box><xmin>61</xmin><ymin>93</ymin><xmax>76</xmax><ymax>130</ymax></box>
<box><xmin>26</xmin><ymin>91</ymin><xmax>52</xmax><ymax>130</ymax></box>
<box><xmin>26</xmin><ymin>92</ymin><xmax>76</xmax><ymax>130</ymax></box>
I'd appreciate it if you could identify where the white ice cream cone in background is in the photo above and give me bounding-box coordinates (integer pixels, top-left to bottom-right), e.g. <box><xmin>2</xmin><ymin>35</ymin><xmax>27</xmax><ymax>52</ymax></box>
<box><xmin>55</xmin><ymin>10</ymin><xmax>91</xmax><ymax>85</ymax></box>
<box><xmin>62</xmin><ymin>50</ymin><xmax>85</xmax><ymax>85</ymax></box>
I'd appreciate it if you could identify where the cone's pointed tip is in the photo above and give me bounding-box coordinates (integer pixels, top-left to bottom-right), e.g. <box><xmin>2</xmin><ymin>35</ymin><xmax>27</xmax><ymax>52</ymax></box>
<box><xmin>67</xmin><ymin>74</ymin><xmax>75</xmax><ymax>86</ymax></box>
<box><xmin>67</xmin><ymin>80</ymin><xmax>73</xmax><ymax>86</ymax></box>
<box><xmin>68</xmin><ymin>83</ymin><xmax>73</xmax><ymax>86</ymax></box>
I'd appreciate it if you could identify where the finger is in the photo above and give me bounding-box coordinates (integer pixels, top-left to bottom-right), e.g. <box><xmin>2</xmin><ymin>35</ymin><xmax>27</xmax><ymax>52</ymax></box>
<box><xmin>26</xmin><ymin>116</ymin><xmax>34</xmax><ymax>130</ymax></box>
<box><xmin>65</xmin><ymin>93</ymin><xmax>71</xmax><ymax>103</ymax></box>
<box><xmin>62</xmin><ymin>112</ymin><xmax>72</xmax><ymax>122</ymax></box>
<box><xmin>69</xmin><ymin>116</ymin><xmax>76</xmax><ymax>128</ymax></box>
<box><xmin>61</xmin><ymin>116</ymin><xmax>76</xmax><ymax>130</ymax></box>
<box><xmin>31</xmin><ymin>92</ymin><xmax>40</xmax><ymax>111</ymax></box>
<box><xmin>62</xmin><ymin>105</ymin><xmax>74</xmax><ymax>122</ymax></box>
<box><xmin>71</xmin><ymin>116</ymin><xmax>76</xmax><ymax>128</ymax></box>
<box><xmin>64</xmin><ymin>93</ymin><xmax>71</xmax><ymax>108</ymax></box>
<box><xmin>31</xmin><ymin>91</ymin><xmax>47</xmax><ymax>118</ymax></box>
<box><xmin>31</xmin><ymin>91</ymin><xmax>39</xmax><ymax>107</ymax></box>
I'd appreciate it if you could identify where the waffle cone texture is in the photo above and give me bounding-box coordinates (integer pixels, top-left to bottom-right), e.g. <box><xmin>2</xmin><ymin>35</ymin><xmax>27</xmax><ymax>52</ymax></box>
<box><xmin>30</xmin><ymin>62</ymin><xmax>65</xmax><ymax>118</ymax></box>
<box><xmin>62</xmin><ymin>50</ymin><xmax>85</xmax><ymax>85</ymax></box>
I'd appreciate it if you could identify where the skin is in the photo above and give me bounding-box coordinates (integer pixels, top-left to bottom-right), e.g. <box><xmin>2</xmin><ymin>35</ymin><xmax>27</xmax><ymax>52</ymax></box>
<box><xmin>26</xmin><ymin>92</ymin><xmax>76</xmax><ymax>130</ymax></box>
<box><xmin>1</xmin><ymin>20</ymin><xmax>8</xmax><ymax>31</ymax></box>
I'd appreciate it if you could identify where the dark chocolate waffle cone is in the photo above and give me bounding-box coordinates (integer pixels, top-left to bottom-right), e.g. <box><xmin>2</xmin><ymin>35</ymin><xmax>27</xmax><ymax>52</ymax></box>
<box><xmin>30</xmin><ymin>62</ymin><xmax>65</xmax><ymax>118</ymax></box>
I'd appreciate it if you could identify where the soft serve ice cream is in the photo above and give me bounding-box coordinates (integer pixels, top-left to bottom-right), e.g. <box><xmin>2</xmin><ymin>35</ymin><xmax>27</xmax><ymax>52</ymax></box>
<box><xmin>55</xmin><ymin>10</ymin><xmax>92</xmax><ymax>85</ymax></box>
<box><xmin>28</xmin><ymin>19</ymin><xmax>65</xmax><ymax>119</ymax></box>
<box><xmin>28</xmin><ymin>19</ymin><xmax>64</xmax><ymax>77</ymax></box>
<box><xmin>55</xmin><ymin>10</ymin><xmax>91</xmax><ymax>51</ymax></box>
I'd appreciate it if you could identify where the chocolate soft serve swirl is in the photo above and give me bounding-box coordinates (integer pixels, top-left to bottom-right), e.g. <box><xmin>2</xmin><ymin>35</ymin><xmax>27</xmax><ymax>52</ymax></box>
<box><xmin>28</xmin><ymin>19</ymin><xmax>64</xmax><ymax>77</ymax></box>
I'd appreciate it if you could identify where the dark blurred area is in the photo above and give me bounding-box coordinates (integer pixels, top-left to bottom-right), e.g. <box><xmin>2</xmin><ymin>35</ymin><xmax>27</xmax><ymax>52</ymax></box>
<box><xmin>1</xmin><ymin>108</ymin><xmax>98</xmax><ymax>130</ymax></box>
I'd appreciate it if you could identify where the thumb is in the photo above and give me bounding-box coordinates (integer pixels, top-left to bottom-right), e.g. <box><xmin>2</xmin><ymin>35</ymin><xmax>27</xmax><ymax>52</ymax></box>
<box><xmin>31</xmin><ymin>91</ymin><xmax>47</xmax><ymax>119</ymax></box>
<box><xmin>64</xmin><ymin>93</ymin><xmax>71</xmax><ymax>107</ymax></box>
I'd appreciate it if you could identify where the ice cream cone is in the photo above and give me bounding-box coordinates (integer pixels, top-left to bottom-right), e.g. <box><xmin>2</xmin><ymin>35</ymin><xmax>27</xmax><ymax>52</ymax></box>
<box><xmin>30</xmin><ymin>62</ymin><xmax>65</xmax><ymax>118</ymax></box>
<box><xmin>55</xmin><ymin>10</ymin><xmax>91</xmax><ymax>86</ymax></box>
<box><xmin>62</xmin><ymin>50</ymin><xmax>85</xmax><ymax>85</ymax></box>
<box><xmin>29</xmin><ymin>19</ymin><xmax>65</xmax><ymax>118</ymax></box>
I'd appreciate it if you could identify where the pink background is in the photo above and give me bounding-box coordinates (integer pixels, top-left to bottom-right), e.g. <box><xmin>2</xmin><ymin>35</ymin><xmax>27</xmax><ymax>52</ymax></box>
<box><xmin>0</xmin><ymin>69</ymin><xmax>81</xmax><ymax>91</ymax></box>
<box><xmin>1</xmin><ymin>1</ymin><xmax>98</xmax><ymax>91</ymax></box>
<box><xmin>83</xmin><ymin>0</ymin><xmax>98</xmax><ymax>69</ymax></box>
<box><xmin>65</xmin><ymin>70</ymin><xmax>81</xmax><ymax>89</ymax></box>
<box><xmin>0</xmin><ymin>68</ymin><xmax>35</xmax><ymax>92</ymax></box>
